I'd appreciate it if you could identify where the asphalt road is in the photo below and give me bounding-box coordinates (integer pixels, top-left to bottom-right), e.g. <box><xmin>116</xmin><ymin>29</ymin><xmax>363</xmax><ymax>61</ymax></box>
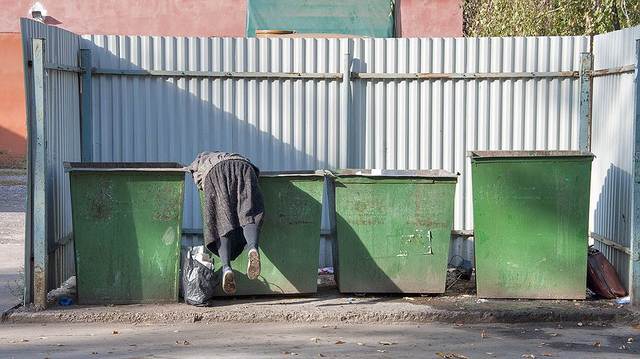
<box><xmin>0</xmin><ymin>321</ymin><xmax>638</xmax><ymax>358</ymax></box>
<box><xmin>0</xmin><ymin>169</ymin><xmax>26</xmax><ymax>312</ymax></box>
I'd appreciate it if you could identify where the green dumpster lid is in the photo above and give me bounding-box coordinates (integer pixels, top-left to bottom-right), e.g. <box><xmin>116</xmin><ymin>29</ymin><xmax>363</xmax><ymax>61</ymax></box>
<box><xmin>469</xmin><ymin>150</ymin><xmax>594</xmax><ymax>159</ymax></box>
<box><xmin>64</xmin><ymin>162</ymin><xmax>187</xmax><ymax>172</ymax></box>
<box><xmin>260</xmin><ymin>170</ymin><xmax>331</xmax><ymax>177</ymax></box>
<box><xmin>333</xmin><ymin>169</ymin><xmax>458</xmax><ymax>180</ymax></box>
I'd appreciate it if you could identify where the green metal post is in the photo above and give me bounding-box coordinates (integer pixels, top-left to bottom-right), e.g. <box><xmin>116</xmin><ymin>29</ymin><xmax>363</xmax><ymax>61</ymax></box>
<box><xmin>340</xmin><ymin>52</ymin><xmax>351</xmax><ymax>168</ymax></box>
<box><xmin>579</xmin><ymin>52</ymin><xmax>593</xmax><ymax>152</ymax></box>
<box><xmin>31</xmin><ymin>38</ymin><xmax>47</xmax><ymax>309</ymax></box>
<box><xmin>631</xmin><ymin>40</ymin><xmax>640</xmax><ymax>307</ymax></box>
<box><xmin>79</xmin><ymin>49</ymin><xmax>93</xmax><ymax>162</ymax></box>
<box><xmin>22</xmin><ymin>41</ymin><xmax>34</xmax><ymax>306</ymax></box>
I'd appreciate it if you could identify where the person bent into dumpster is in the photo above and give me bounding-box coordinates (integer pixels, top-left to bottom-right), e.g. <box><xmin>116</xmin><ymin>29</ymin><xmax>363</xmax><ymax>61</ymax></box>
<box><xmin>188</xmin><ymin>152</ymin><xmax>265</xmax><ymax>295</ymax></box>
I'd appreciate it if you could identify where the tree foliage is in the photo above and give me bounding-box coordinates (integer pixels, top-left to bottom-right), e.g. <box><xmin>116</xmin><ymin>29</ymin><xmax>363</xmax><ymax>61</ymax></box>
<box><xmin>463</xmin><ymin>0</ymin><xmax>640</xmax><ymax>36</ymax></box>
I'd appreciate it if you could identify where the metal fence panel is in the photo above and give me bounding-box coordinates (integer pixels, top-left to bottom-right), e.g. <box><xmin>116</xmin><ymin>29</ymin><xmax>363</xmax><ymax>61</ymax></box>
<box><xmin>81</xmin><ymin>34</ymin><xmax>588</xmax><ymax>265</ymax></box>
<box><xmin>591</xmin><ymin>26</ymin><xmax>640</xmax><ymax>289</ymax></box>
<box><xmin>20</xmin><ymin>18</ymin><xmax>82</xmax><ymax>292</ymax></box>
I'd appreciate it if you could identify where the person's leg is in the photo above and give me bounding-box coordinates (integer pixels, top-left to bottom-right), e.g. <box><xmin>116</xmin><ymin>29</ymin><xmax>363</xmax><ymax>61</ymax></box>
<box><xmin>242</xmin><ymin>223</ymin><xmax>260</xmax><ymax>250</ymax></box>
<box><xmin>243</xmin><ymin>224</ymin><xmax>261</xmax><ymax>280</ymax></box>
<box><xmin>218</xmin><ymin>235</ymin><xmax>236</xmax><ymax>294</ymax></box>
<box><xmin>218</xmin><ymin>235</ymin><xmax>232</xmax><ymax>272</ymax></box>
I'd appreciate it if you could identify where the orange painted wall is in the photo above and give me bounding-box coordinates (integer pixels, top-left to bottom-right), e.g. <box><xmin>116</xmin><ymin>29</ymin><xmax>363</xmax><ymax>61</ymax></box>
<box><xmin>0</xmin><ymin>33</ymin><xmax>27</xmax><ymax>167</ymax></box>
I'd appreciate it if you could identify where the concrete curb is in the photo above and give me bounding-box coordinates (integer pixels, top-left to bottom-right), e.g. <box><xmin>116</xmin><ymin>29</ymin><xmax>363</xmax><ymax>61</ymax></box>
<box><xmin>4</xmin><ymin>296</ymin><xmax>639</xmax><ymax>325</ymax></box>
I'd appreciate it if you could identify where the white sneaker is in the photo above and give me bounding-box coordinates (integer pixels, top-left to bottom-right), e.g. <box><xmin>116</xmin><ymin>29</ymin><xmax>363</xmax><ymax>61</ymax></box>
<box><xmin>222</xmin><ymin>269</ymin><xmax>236</xmax><ymax>295</ymax></box>
<box><xmin>247</xmin><ymin>249</ymin><xmax>261</xmax><ymax>280</ymax></box>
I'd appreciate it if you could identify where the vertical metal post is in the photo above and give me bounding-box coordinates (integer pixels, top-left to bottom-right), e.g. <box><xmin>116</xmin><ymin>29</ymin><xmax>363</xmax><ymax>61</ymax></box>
<box><xmin>80</xmin><ymin>49</ymin><xmax>93</xmax><ymax>162</ymax></box>
<box><xmin>631</xmin><ymin>40</ymin><xmax>640</xmax><ymax>307</ymax></box>
<box><xmin>23</xmin><ymin>46</ymin><xmax>34</xmax><ymax>307</ymax></box>
<box><xmin>340</xmin><ymin>51</ymin><xmax>351</xmax><ymax>168</ymax></box>
<box><xmin>31</xmin><ymin>38</ymin><xmax>47</xmax><ymax>309</ymax></box>
<box><xmin>579</xmin><ymin>52</ymin><xmax>593</xmax><ymax>152</ymax></box>
<box><xmin>324</xmin><ymin>174</ymin><xmax>338</xmax><ymax>283</ymax></box>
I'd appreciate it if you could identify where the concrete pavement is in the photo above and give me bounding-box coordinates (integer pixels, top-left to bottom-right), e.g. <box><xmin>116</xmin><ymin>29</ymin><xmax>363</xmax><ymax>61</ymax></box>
<box><xmin>0</xmin><ymin>169</ymin><xmax>25</xmax><ymax>312</ymax></box>
<box><xmin>1</xmin><ymin>321</ymin><xmax>638</xmax><ymax>358</ymax></box>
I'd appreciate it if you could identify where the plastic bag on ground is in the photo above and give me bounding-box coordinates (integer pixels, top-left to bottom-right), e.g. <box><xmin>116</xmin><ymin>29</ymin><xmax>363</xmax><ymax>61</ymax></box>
<box><xmin>587</xmin><ymin>246</ymin><xmax>627</xmax><ymax>299</ymax></box>
<box><xmin>182</xmin><ymin>246</ymin><xmax>217</xmax><ymax>306</ymax></box>
<box><xmin>47</xmin><ymin>276</ymin><xmax>76</xmax><ymax>303</ymax></box>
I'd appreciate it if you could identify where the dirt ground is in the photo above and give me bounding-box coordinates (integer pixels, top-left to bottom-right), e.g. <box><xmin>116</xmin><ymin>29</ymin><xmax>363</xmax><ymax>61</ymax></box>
<box><xmin>1</xmin><ymin>321</ymin><xmax>639</xmax><ymax>358</ymax></box>
<box><xmin>0</xmin><ymin>169</ymin><xmax>26</xmax><ymax>312</ymax></box>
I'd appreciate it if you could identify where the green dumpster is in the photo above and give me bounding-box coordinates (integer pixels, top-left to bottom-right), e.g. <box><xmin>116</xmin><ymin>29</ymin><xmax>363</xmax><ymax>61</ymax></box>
<box><xmin>199</xmin><ymin>171</ymin><xmax>325</xmax><ymax>296</ymax></box>
<box><xmin>66</xmin><ymin>162</ymin><xmax>185</xmax><ymax>304</ymax></box>
<box><xmin>334</xmin><ymin>169</ymin><xmax>458</xmax><ymax>294</ymax></box>
<box><xmin>471</xmin><ymin>151</ymin><xmax>594</xmax><ymax>299</ymax></box>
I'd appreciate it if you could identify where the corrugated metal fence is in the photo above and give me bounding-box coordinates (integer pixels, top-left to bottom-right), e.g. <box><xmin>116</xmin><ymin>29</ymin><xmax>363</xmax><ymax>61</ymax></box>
<box><xmin>590</xmin><ymin>26</ymin><xmax>640</xmax><ymax>290</ymax></box>
<box><xmin>81</xmin><ymin>34</ymin><xmax>589</xmax><ymax>264</ymax></box>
